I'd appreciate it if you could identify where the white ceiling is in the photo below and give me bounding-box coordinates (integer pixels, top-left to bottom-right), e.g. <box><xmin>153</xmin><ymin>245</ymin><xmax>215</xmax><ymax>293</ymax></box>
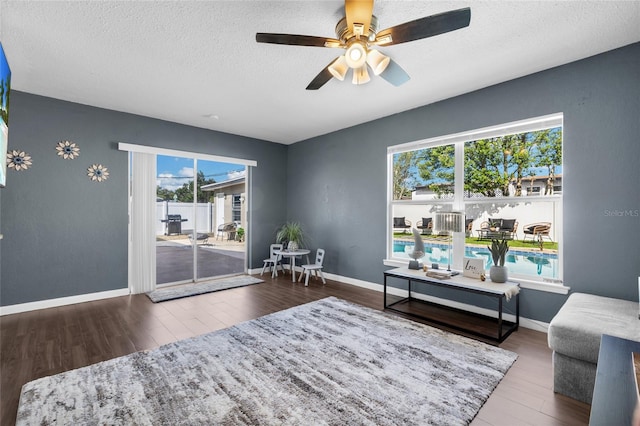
<box><xmin>1</xmin><ymin>1</ymin><xmax>639</xmax><ymax>145</ymax></box>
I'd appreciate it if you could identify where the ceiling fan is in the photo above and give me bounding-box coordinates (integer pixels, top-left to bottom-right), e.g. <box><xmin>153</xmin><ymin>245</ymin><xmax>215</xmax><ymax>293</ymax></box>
<box><xmin>256</xmin><ymin>0</ymin><xmax>471</xmax><ymax>90</ymax></box>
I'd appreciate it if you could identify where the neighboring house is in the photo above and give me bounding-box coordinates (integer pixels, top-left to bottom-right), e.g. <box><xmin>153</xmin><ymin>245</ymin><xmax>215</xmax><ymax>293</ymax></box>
<box><xmin>411</xmin><ymin>175</ymin><xmax>562</xmax><ymax>200</ymax></box>
<box><xmin>520</xmin><ymin>175</ymin><xmax>562</xmax><ymax>196</ymax></box>
<box><xmin>201</xmin><ymin>176</ymin><xmax>246</xmax><ymax>231</ymax></box>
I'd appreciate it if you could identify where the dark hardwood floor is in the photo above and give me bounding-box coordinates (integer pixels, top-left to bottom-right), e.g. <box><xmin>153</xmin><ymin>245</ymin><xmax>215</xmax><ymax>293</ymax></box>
<box><xmin>0</xmin><ymin>273</ymin><xmax>590</xmax><ymax>425</ymax></box>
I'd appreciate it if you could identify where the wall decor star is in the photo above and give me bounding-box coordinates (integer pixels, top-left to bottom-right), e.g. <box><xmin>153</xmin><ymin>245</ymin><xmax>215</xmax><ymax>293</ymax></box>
<box><xmin>56</xmin><ymin>140</ymin><xmax>80</xmax><ymax>159</ymax></box>
<box><xmin>87</xmin><ymin>164</ymin><xmax>109</xmax><ymax>182</ymax></box>
<box><xmin>7</xmin><ymin>150</ymin><xmax>33</xmax><ymax>171</ymax></box>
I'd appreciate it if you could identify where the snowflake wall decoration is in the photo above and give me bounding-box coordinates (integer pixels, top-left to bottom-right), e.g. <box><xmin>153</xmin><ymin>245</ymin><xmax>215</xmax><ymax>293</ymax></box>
<box><xmin>7</xmin><ymin>150</ymin><xmax>33</xmax><ymax>171</ymax></box>
<box><xmin>56</xmin><ymin>140</ymin><xmax>80</xmax><ymax>159</ymax></box>
<box><xmin>87</xmin><ymin>164</ymin><xmax>110</xmax><ymax>182</ymax></box>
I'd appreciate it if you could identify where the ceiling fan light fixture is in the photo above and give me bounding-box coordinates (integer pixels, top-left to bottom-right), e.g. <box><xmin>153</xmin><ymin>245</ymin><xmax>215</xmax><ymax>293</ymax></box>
<box><xmin>366</xmin><ymin>49</ymin><xmax>390</xmax><ymax>75</ymax></box>
<box><xmin>352</xmin><ymin>66</ymin><xmax>370</xmax><ymax>85</ymax></box>
<box><xmin>374</xmin><ymin>34</ymin><xmax>393</xmax><ymax>46</ymax></box>
<box><xmin>328</xmin><ymin>56</ymin><xmax>349</xmax><ymax>81</ymax></box>
<box><xmin>345</xmin><ymin>41</ymin><xmax>367</xmax><ymax>69</ymax></box>
<box><xmin>324</xmin><ymin>40</ymin><xmax>342</xmax><ymax>48</ymax></box>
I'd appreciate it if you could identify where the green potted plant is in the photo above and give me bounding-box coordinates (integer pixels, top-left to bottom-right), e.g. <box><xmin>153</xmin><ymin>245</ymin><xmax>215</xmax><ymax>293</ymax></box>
<box><xmin>276</xmin><ymin>221</ymin><xmax>306</xmax><ymax>251</ymax></box>
<box><xmin>236</xmin><ymin>227</ymin><xmax>245</xmax><ymax>242</ymax></box>
<box><xmin>488</xmin><ymin>238</ymin><xmax>509</xmax><ymax>283</ymax></box>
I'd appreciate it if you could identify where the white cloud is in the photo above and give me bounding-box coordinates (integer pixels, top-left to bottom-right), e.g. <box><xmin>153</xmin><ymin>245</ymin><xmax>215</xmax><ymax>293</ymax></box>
<box><xmin>227</xmin><ymin>169</ymin><xmax>246</xmax><ymax>180</ymax></box>
<box><xmin>157</xmin><ymin>167</ymin><xmax>194</xmax><ymax>191</ymax></box>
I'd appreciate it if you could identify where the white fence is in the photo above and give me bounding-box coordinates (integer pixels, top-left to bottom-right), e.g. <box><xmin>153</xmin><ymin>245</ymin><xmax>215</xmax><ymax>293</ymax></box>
<box><xmin>156</xmin><ymin>201</ymin><xmax>214</xmax><ymax>235</ymax></box>
<box><xmin>393</xmin><ymin>200</ymin><xmax>561</xmax><ymax>241</ymax></box>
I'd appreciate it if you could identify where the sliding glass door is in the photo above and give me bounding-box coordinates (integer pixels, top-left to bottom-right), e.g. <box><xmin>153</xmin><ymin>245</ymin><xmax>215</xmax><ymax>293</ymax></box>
<box><xmin>155</xmin><ymin>155</ymin><xmax>247</xmax><ymax>286</ymax></box>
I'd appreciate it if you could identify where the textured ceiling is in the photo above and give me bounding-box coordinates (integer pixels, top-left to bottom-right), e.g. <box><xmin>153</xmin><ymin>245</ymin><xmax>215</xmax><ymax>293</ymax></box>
<box><xmin>1</xmin><ymin>1</ymin><xmax>639</xmax><ymax>145</ymax></box>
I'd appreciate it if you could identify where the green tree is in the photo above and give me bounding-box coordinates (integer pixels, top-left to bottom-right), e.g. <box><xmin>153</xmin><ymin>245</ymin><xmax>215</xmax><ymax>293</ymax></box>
<box><xmin>173</xmin><ymin>171</ymin><xmax>216</xmax><ymax>203</ymax></box>
<box><xmin>464</xmin><ymin>132</ymin><xmax>537</xmax><ymax>197</ymax></box>
<box><xmin>417</xmin><ymin>145</ymin><xmax>455</xmax><ymax>197</ymax></box>
<box><xmin>464</xmin><ymin>139</ymin><xmax>504</xmax><ymax>197</ymax></box>
<box><xmin>533</xmin><ymin>128</ymin><xmax>562</xmax><ymax>194</ymax></box>
<box><xmin>156</xmin><ymin>186</ymin><xmax>175</xmax><ymax>201</ymax></box>
<box><xmin>393</xmin><ymin>151</ymin><xmax>418</xmax><ymax>199</ymax></box>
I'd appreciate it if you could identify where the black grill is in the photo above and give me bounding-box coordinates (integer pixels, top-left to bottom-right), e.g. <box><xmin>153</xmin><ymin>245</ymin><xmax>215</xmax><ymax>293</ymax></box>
<box><xmin>162</xmin><ymin>214</ymin><xmax>188</xmax><ymax>235</ymax></box>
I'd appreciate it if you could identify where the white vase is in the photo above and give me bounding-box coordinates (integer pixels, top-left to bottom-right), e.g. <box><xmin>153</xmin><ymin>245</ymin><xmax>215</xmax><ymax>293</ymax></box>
<box><xmin>490</xmin><ymin>265</ymin><xmax>508</xmax><ymax>283</ymax></box>
<box><xmin>287</xmin><ymin>241</ymin><xmax>298</xmax><ymax>251</ymax></box>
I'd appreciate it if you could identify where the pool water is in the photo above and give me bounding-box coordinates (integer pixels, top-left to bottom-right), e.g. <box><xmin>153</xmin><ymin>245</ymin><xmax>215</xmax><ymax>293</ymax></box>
<box><xmin>393</xmin><ymin>240</ymin><xmax>559</xmax><ymax>278</ymax></box>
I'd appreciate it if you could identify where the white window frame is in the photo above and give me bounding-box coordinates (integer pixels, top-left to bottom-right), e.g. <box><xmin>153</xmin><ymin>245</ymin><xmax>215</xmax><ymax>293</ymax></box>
<box><xmin>385</xmin><ymin>113</ymin><xmax>568</xmax><ymax>294</ymax></box>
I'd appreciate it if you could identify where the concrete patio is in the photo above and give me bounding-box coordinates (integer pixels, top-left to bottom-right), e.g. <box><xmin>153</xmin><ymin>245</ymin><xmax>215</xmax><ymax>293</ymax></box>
<box><xmin>156</xmin><ymin>235</ymin><xmax>245</xmax><ymax>284</ymax></box>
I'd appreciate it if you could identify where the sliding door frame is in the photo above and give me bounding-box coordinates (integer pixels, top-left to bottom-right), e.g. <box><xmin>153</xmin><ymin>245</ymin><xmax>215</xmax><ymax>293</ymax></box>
<box><xmin>119</xmin><ymin>143</ymin><xmax>257</xmax><ymax>292</ymax></box>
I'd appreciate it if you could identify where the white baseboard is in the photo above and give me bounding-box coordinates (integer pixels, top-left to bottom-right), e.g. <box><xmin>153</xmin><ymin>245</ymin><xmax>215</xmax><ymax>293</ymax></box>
<box><xmin>0</xmin><ymin>288</ymin><xmax>130</xmax><ymax>316</ymax></box>
<box><xmin>323</xmin><ymin>271</ymin><xmax>550</xmax><ymax>333</ymax></box>
<box><xmin>1</xmin><ymin>271</ymin><xmax>551</xmax><ymax>334</ymax></box>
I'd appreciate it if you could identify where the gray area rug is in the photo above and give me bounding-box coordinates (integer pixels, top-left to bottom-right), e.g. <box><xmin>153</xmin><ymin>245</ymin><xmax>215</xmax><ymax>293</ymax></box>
<box><xmin>17</xmin><ymin>297</ymin><xmax>517</xmax><ymax>425</ymax></box>
<box><xmin>146</xmin><ymin>275</ymin><xmax>263</xmax><ymax>302</ymax></box>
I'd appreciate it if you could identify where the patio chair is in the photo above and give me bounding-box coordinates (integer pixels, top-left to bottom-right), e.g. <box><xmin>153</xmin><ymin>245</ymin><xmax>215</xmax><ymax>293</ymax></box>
<box><xmin>216</xmin><ymin>222</ymin><xmax>237</xmax><ymax>241</ymax></box>
<box><xmin>477</xmin><ymin>218</ymin><xmax>517</xmax><ymax>240</ymax></box>
<box><xmin>298</xmin><ymin>248</ymin><xmax>326</xmax><ymax>287</ymax></box>
<box><xmin>523</xmin><ymin>222</ymin><xmax>552</xmax><ymax>243</ymax></box>
<box><xmin>416</xmin><ymin>217</ymin><xmax>433</xmax><ymax>235</ymax></box>
<box><xmin>261</xmin><ymin>243</ymin><xmax>284</xmax><ymax>276</ymax></box>
<box><xmin>393</xmin><ymin>217</ymin><xmax>411</xmax><ymax>233</ymax></box>
<box><xmin>500</xmin><ymin>219</ymin><xmax>518</xmax><ymax>240</ymax></box>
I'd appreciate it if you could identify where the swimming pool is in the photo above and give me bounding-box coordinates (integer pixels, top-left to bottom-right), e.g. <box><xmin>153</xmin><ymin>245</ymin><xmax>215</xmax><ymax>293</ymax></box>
<box><xmin>393</xmin><ymin>240</ymin><xmax>559</xmax><ymax>278</ymax></box>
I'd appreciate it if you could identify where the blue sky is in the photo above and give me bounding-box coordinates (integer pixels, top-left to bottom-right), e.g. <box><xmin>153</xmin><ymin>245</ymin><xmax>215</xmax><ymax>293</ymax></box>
<box><xmin>157</xmin><ymin>155</ymin><xmax>245</xmax><ymax>191</ymax></box>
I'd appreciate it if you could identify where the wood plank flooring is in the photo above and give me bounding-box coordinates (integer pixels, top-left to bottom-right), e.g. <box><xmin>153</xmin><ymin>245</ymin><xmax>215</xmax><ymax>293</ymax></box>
<box><xmin>0</xmin><ymin>273</ymin><xmax>590</xmax><ymax>425</ymax></box>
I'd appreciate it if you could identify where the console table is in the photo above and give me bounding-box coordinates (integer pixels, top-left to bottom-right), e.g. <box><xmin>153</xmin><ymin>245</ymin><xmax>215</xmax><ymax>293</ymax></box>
<box><xmin>589</xmin><ymin>334</ymin><xmax>640</xmax><ymax>426</ymax></box>
<box><xmin>383</xmin><ymin>267</ymin><xmax>519</xmax><ymax>342</ymax></box>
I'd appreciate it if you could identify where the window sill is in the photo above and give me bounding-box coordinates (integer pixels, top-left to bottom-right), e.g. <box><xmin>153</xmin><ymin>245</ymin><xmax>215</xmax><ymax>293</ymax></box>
<box><xmin>383</xmin><ymin>259</ymin><xmax>570</xmax><ymax>295</ymax></box>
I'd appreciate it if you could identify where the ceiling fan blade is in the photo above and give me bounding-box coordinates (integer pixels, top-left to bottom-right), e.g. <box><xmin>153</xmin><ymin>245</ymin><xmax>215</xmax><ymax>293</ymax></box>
<box><xmin>345</xmin><ymin>0</ymin><xmax>374</xmax><ymax>37</ymax></box>
<box><xmin>379</xmin><ymin>59</ymin><xmax>410</xmax><ymax>86</ymax></box>
<box><xmin>256</xmin><ymin>33</ymin><xmax>341</xmax><ymax>48</ymax></box>
<box><xmin>375</xmin><ymin>7</ymin><xmax>471</xmax><ymax>46</ymax></box>
<box><xmin>306</xmin><ymin>59</ymin><xmax>339</xmax><ymax>90</ymax></box>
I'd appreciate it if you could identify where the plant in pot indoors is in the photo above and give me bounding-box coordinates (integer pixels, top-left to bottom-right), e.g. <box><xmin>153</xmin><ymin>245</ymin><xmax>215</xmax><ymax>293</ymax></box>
<box><xmin>488</xmin><ymin>238</ymin><xmax>509</xmax><ymax>283</ymax></box>
<box><xmin>276</xmin><ymin>222</ymin><xmax>305</xmax><ymax>251</ymax></box>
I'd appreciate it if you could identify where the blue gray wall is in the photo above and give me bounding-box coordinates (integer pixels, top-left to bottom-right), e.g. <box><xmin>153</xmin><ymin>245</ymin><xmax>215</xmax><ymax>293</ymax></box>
<box><xmin>0</xmin><ymin>92</ymin><xmax>287</xmax><ymax>305</ymax></box>
<box><xmin>2</xmin><ymin>43</ymin><xmax>639</xmax><ymax>323</ymax></box>
<box><xmin>287</xmin><ymin>42</ymin><xmax>640</xmax><ymax>322</ymax></box>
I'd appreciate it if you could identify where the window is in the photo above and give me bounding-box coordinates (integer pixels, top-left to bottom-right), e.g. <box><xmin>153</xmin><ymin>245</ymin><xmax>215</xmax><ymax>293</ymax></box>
<box><xmin>232</xmin><ymin>194</ymin><xmax>242</xmax><ymax>223</ymax></box>
<box><xmin>387</xmin><ymin>114</ymin><xmax>563</xmax><ymax>289</ymax></box>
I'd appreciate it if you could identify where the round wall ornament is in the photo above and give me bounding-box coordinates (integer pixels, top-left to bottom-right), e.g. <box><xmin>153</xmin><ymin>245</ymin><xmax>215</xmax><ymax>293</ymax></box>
<box><xmin>87</xmin><ymin>164</ymin><xmax>110</xmax><ymax>182</ymax></box>
<box><xmin>7</xmin><ymin>150</ymin><xmax>33</xmax><ymax>171</ymax></box>
<box><xmin>56</xmin><ymin>140</ymin><xmax>80</xmax><ymax>159</ymax></box>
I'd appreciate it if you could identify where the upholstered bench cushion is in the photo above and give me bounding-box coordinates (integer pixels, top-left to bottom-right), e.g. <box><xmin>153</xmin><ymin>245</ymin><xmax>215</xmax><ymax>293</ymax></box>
<box><xmin>548</xmin><ymin>293</ymin><xmax>640</xmax><ymax>364</ymax></box>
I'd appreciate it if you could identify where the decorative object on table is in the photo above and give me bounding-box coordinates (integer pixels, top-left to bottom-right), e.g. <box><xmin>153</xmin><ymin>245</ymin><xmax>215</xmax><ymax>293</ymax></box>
<box><xmin>7</xmin><ymin>149</ymin><xmax>32</xmax><ymax>171</ymax></box>
<box><xmin>488</xmin><ymin>238</ymin><xmax>509</xmax><ymax>283</ymax></box>
<box><xmin>434</xmin><ymin>211</ymin><xmax>465</xmax><ymax>271</ymax></box>
<box><xmin>463</xmin><ymin>257</ymin><xmax>484</xmax><ymax>279</ymax></box>
<box><xmin>480</xmin><ymin>273</ymin><xmax>486</xmax><ymax>281</ymax></box>
<box><xmin>16</xmin><ymin>297</ymin><xmax>516</xmax><ymax>426</ymax></box>
<box><xmin>55</xmin><ymin>140</ymin><xmax>80</xmax><ymax>159</ymax></box>
<box><xmin>276</xmin><ymin>221</ymin><xmax>306</xmax><ymax>251</ymax></box>
<box><xmin>426</xmin><ymin>269</ymin><xmax>453</xmax><ymax>280</ymax></box>
<box><xmin>87</xmin><ymin>163</ymin><xmax>109</xmax><ymax>182</ymax></box>
<box><xmin>407</xmin><ymin>228</ymin><xmax>425</xmax><ymax>270</ymax></box>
